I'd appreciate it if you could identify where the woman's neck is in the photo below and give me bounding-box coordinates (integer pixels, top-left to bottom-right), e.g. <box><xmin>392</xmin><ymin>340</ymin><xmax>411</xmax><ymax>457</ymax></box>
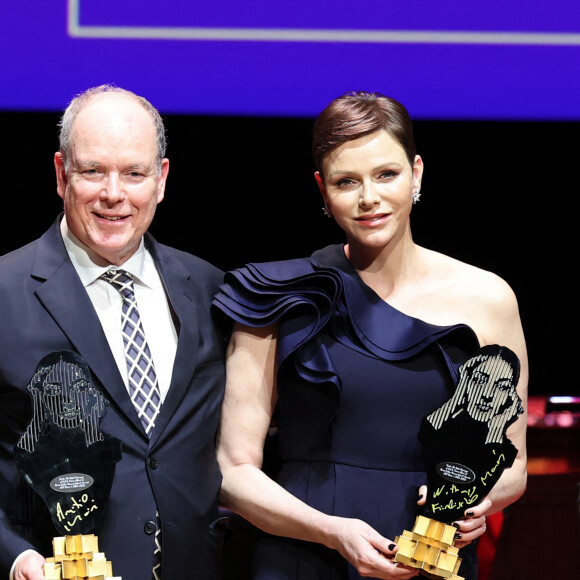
<box><xmin>345</xmin><ymin>231</ymin><xmax>420</xmax><ymax>302</ymax></box>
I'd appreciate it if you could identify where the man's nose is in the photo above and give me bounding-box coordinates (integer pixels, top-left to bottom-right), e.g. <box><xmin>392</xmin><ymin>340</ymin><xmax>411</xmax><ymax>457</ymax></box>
<box><xmin>100</xmin><ymin>173</ymin><xmax>125</xmax><ymax>203</ymax></box>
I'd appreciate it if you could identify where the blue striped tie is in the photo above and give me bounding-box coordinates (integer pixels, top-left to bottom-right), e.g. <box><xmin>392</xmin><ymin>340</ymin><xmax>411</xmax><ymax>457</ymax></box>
<box><xmin>101</xmin><ymin>269</ymin><xmax>163</xmax><ymax>578</ymax></box>
<box><xmin>100</xmin><ymin>269</ymin><xmax>161</xmax><ymax>435</ymax></box>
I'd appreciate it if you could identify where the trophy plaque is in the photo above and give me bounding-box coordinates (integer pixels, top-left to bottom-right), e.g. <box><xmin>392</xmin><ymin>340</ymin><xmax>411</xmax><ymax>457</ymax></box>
<box><xmin>14</xmin><ymin>351</ymin><xmax>123</xmax><ymax>580</ymax></box>
<box><xmin>394</xmin><ymin>345</ymin><xmax>523</xmax><ymax>579</ymax></box>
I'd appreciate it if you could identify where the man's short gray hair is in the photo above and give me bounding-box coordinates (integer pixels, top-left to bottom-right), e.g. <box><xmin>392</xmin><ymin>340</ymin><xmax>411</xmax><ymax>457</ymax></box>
<box><xmin>58</xmin><ymin>84</ymin><xmax>167</xmax><ymax>173</ymax></box>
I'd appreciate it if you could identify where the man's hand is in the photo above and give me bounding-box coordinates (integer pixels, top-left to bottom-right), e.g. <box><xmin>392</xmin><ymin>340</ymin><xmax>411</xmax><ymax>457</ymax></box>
<box><xmin>13</xmin><ymin>551</ymin><xmax>46</xmax><ymax>580</ymax></box>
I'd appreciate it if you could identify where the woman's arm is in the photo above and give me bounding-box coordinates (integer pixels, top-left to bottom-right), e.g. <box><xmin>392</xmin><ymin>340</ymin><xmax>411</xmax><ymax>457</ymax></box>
<box><xmin>479</xmin><ymin>281</ymin><xmax>529</xmax><ymax>513</ymax></box>
<box><xmin>217</xmin><ymin>322</ymin><xmax>419</xmax><ymax>579</ymax></box>
<box><xmin>450</xmin><ymin>278</ymin><xmax>528</xmax><ymax>548</ymax></box>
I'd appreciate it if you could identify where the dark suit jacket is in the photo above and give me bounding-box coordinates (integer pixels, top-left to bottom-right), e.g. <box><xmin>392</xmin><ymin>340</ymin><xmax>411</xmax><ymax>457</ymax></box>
<box><xmin>0</xmin><ymin>216</ymin><xmax>228</xmax><ymax>580</ymax></box>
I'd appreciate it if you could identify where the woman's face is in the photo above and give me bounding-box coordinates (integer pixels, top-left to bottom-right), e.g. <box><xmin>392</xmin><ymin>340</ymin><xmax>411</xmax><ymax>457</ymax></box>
<box><xmin>40</xmin><ymin>362</ymin><xmax>100</xmax><ymax>427</ymax></box>
<box><xmin>465</xmin><ymin>357</ymin><xmax>516</xmax><ymax>423</ymax></box>
<box><xmin>315</xmin><ymin>130</ymin><xmax>422</xmax><ymax>253</ymax></box>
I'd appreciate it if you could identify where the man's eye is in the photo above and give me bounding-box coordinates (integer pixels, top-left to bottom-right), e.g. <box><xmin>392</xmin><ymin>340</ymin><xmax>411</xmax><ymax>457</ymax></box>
<box><xmin>82</xmin><ymin>169</ymin><xmax>102</xmax><ymax>178</ymax></box>
<box><xmin>126</xmin><ymin>171</ymin><xmax>146</xmax><ymax>181</ymax></box>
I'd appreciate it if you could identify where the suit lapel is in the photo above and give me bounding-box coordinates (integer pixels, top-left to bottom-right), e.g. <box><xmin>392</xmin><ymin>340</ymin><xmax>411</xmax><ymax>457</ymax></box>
<box><xmin>31</xmin><ymin>223</ymin><xmax>203</xmax><ymax>444</ymax></box>
<box><xmin>32</xmin><ymin>221</ymin><xmax>148</xmax><ymax>438</ymax></box>
<box><xmin>146</xmin><ymin>238</ymin><xmax>200</xmax><ymax>447</ymax></box>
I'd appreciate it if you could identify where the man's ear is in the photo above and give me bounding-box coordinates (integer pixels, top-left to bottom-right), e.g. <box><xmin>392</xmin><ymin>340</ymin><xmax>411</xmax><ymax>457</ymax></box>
<box><xmin>54</xmin><ymin>152</ymin><xmax>67</xmax><ymax>200</ymax></box>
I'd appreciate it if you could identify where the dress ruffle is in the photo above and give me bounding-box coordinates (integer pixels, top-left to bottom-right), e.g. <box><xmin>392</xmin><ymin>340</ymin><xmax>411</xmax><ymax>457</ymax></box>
<box><xmin>212</xmin><ymin>245</ymin><xmax>478</xmax><ymax>387</ymax></box>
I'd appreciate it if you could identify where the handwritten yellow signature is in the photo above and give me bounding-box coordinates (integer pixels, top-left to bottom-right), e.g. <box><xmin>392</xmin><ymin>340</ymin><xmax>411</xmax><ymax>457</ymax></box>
<box><xmin>56</xmin><ymin>494</ymin><xmax>99</xmax><ymax>532</ymax></box>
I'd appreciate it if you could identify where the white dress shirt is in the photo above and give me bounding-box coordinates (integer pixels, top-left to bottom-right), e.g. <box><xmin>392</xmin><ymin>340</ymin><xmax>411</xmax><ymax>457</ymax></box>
<box><xmin>60</xmin><ymin>218</ymin><xmax>177</xmax><ymax>402</ymax></box>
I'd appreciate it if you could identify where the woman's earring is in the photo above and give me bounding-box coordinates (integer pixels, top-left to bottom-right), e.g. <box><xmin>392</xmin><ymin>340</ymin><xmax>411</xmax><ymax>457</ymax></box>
<box><xmin>412</xmin><ymin>189</ymin><xmax>421</xmax><ymax>204</ymax></box>
<box><xmin>322</xmin><ymin>204</ymin><xmax>332</xmax><ymax>218</ymax></box>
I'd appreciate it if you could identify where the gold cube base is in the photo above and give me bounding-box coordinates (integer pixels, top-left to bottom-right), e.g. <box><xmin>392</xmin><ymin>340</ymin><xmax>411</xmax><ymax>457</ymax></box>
<box><xmin>43</xmin><ymin>534</ymin><xmax>122</xmax><ymax>580</ymax></box>
<box><xmin>393</xmin><ymin>516</ymin><xmax>464</xmax><ymax>580</ymax></box>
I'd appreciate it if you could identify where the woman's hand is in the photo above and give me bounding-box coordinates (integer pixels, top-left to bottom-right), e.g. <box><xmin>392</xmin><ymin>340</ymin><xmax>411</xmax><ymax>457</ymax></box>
<box><xmin>417</xmin><ymin>486</ymin><xmax>489</xmax><ymax>548</ymax></box>
<box><xmin>328</xmin><ymin>517</ymin><xmax>419</xmax><ymax>579</ymax></box>
<box><xmin>452</xmin><ymin>499</ymin><xmax>491</xmax><ymax>548</ymax></box>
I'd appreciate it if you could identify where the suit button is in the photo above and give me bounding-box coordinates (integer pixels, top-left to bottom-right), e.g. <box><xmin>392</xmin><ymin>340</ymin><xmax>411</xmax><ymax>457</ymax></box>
<box><xmin>144</xmin><ymin>521</ymin><xmax>156</xmax><ymax>535</ymax></box>
<box><xmin>148</xmin><ymin>457</ymin><xmax>158</xmax><ymax>469</ymax></box>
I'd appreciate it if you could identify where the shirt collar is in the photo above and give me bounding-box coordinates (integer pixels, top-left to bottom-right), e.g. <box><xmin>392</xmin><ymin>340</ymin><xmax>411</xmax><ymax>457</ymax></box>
<box><xmin>60</xmin><ymin>216</ymin><xmax>154</xmax><ymax>288</ymax></box>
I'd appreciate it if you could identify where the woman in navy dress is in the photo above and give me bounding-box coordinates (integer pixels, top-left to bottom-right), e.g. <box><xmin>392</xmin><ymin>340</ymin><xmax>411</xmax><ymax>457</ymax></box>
<box><xmin>213</xmin><ymin>92</ymin><xmax>528</xmax><ymax>579</ymax></box>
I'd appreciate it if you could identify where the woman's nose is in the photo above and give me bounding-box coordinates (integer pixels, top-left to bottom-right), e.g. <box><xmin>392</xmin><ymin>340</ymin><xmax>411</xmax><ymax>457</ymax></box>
<box><xmin>481</xmin><ymin>386</ymin><xmax>495</xmax><ymax>401</ymax></box>
<box><xmin>359</xmin><ymin>182</ymin><xmax>380</xmax><ymax>208</ymax></box>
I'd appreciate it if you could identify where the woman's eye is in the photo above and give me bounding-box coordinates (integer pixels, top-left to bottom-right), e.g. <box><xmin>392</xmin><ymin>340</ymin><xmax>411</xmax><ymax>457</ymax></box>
<box><xmin>336</xmin><ymin>178</ymin><xmax>354</xmax><ymax>187</ymax></box>
<box><xmin>472</xmin><ymin>371</ymin><xmax>488</xmax><ymax>385</ymax></box>
<box><xmin>70</xmin><ymin>380</ymin><xmax>87</xmax><ymax>392</ymax></box>
<box><xmin>379</xmin><ymin>170</ymin><xmax>397</xmax><ymax>179</ymax></box>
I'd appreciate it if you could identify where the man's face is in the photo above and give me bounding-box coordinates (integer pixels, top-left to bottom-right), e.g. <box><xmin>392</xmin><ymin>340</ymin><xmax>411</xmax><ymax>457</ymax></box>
<box><xmin>54</xmin><ymin>93</ymin><xmax>169</xmax><ymax>266</ymax></box>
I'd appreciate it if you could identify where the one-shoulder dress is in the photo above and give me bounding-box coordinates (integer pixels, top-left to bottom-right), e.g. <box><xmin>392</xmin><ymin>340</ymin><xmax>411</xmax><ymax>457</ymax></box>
<box><xmin>213</xmin><ymin>245</ymin><xmax>481</xmax><ymax>580</ymax></box>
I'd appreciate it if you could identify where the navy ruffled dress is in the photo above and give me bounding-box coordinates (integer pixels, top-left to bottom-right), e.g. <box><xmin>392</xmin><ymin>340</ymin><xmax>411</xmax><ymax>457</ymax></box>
<box><xmin>213</xmin><ymin>245</ymin><xmax>481</xmax><ymax>580</ymax></box>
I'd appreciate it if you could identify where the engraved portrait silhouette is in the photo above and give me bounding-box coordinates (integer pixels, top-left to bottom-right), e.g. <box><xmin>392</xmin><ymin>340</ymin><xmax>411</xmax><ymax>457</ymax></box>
<box><xmin>14</xmin><ymin>352</ymin><xmax>122</xmax><ymax>535</ymax></box>
<box><xmin>426</xmin><ymin>344</ymin><xmax>523</xmax><ymax>441</ymax></box>
<box><xmin>17</xmin><ymin>351</ymin><xmax>108</xmax><ymax>450</ymax></box>
<box><xmin>419</xmin><ymin>345</ymin><xmax>523</xmax><ymax>522</ymax></box>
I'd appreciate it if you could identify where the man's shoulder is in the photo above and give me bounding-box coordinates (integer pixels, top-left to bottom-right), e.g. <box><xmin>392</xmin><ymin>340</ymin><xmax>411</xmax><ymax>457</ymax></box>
<box><xmin>155</xmin><ymin>242</ymin><xmax>222</xmax><ymax>273</ymax></box>
<box><xmin>0</xmin><ymin>219</ymin><xmax>61</xmax><ymax>275</ymax></box>
<box><xmin>149</xmin><ymin>239</ymin><xmax>224</xmax><ymax>290</ymax></box>
<box><xmin>0</xmin><ymin>238</ymin><xmax>41</xmax><ymax>274</ymax></box>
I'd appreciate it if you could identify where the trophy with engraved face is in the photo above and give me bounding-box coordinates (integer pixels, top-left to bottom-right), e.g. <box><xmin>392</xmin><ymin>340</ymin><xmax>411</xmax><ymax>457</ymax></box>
<box><xmin>393</xmin><ymin>345</ymin><xmax>523</xmax><ymax>580</ymax></box>
<box><xmin>14</xmin><ymin>351</ymin><xmax>123</xmax><ymax>580</ymax></box>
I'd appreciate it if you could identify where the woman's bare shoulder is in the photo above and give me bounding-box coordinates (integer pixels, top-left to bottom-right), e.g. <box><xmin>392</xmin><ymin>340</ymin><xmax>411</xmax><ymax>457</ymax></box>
<box><xmin>412</xmin><ymin>248</ymin><xmax>521</xmax><ymax>338</ymax></box>
<box><xmin>421</xmin><ymin>248</ymin><xmax>517</xmax><ymax>306</ymax></box>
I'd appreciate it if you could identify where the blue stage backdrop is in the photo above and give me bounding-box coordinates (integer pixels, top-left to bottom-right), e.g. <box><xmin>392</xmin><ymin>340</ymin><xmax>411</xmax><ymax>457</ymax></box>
<box><xmin>2</xmin><ymin>0</ymin><xmax>580</xmax><ymax>119</ymax></box>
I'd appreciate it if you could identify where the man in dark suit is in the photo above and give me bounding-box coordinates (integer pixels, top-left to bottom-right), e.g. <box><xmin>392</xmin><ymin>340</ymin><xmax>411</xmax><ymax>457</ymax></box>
<box><xmin>0</xmin><ymin>85</ymin><xmax>228</xmax><ymax>580</ymax></box>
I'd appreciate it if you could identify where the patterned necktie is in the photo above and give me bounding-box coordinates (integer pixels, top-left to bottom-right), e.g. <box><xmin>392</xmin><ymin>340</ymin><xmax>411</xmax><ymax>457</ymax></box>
<box><xmin>100</xmin><ymin>269</ymin><xmax>161</xmax><ymax>436</ymax></box>
<box><xmin>101</xmin><ymin>268</ymin><xmax>163</xmax><ymax>579</ymax></box>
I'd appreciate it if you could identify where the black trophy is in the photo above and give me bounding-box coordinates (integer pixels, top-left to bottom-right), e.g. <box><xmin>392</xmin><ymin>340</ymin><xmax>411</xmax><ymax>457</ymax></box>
<box><xmin>14</xmin><ymin>351</ymin><xmax>123</xmax><ymax>580</ymax></box>
<box><xmin>394</xmin><ymin>344</ymin><xmax>523</xmax><ymax>579</ymax></box>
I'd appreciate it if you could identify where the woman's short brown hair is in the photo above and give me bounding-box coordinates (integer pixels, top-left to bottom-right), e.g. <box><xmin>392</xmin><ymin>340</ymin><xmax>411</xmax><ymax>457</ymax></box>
<box><xmin>312</xmin><ymin>91</ymin><xmax>416</xmax><ymax>175</ymax></box>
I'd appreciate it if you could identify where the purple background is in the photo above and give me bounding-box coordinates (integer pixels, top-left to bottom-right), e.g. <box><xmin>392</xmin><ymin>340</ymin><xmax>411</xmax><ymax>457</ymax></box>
<box><xmin>2</xmin><ymin>0</ymin><xmax>580</xmax><ymax>118</ymax></box>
